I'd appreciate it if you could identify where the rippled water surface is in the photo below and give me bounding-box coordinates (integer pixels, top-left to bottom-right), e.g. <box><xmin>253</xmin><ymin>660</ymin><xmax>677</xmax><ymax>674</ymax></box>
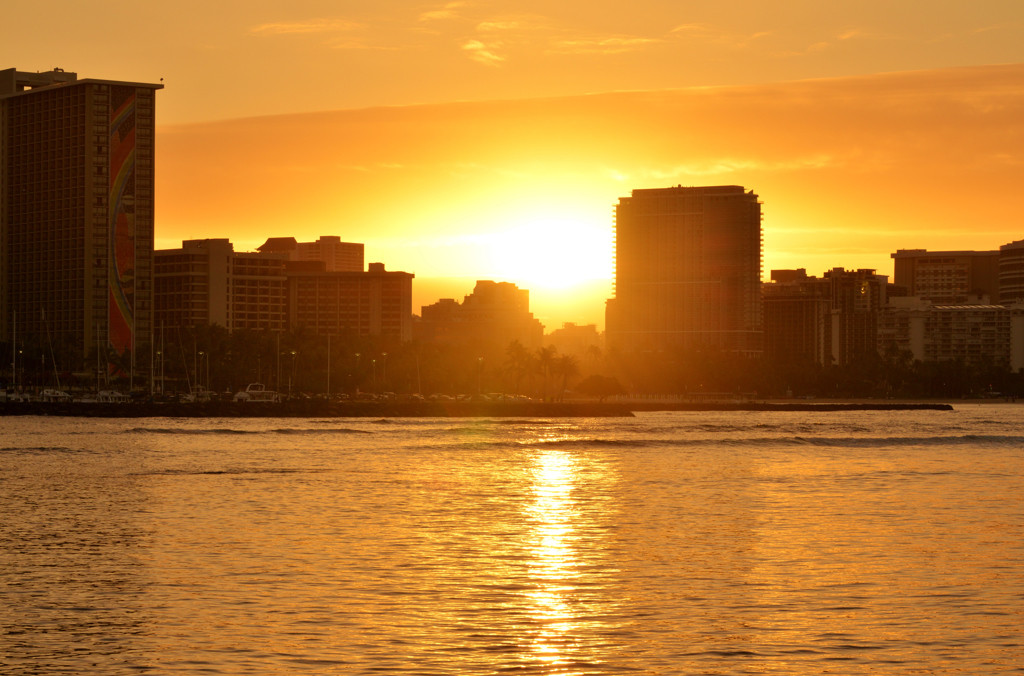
<box><xmin>2</xmin><ymin>407</ymin><xmax>1023</xmax><ymax>674</ymax></box>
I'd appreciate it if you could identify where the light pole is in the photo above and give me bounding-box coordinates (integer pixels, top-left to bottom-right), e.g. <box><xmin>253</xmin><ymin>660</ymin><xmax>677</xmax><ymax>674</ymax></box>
<box><xmin>155</xmin><ymin>351</ymin><xmax>162</xmax><ymax>395</ymax></box>
<box><xmin>372</xmin><ymin>359</ymin><xmax>377</xmax><ymax>391</ymax></box>
<box><xmin>478</xmin><ymin>357</ymin><xmax>483</xmax><ymax>395</ymax></box>
<box><xmin>381</xmin><ymin>352</ymin><xmax>388</xmax><ymax>390</ymax></box>
<box><xmin>355</xmin><ymin>352</ymin><xmax>361</xmax><ymax>393</ymax></box>
<box><xmin>289</xmin><ymin>350</ymin><xmax>297</xmax><ymax>396</ymax></box>
<box><xmin>198</xmin><ymin>351</ymin><xmax>205</xmax><ymax>392</ymax></box>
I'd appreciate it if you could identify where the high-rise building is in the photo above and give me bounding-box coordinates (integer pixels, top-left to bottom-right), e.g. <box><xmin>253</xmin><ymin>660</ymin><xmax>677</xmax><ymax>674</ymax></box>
<box><xmin>823</xmin><ymin>267</ymin><xmax>889</xmax><ymax>365</ymax></box>
<box><xmin>762</xmin><ymin>267</ymin><xmax>888</xmax><ymax>366</ymax></box>
<box><xmin>606</xmin><ymin>185</ymin><xmax>763</xmax><ymax>354</ymax></box>
<box><xmin>1</xmin><ymin>67</ymin><xmax>162</xmax><ymax>371</ymax></box>
<box><xmin>891</xmin><ymin>249</ymin><xmax>999</xmax><ymax>305</ymax></box>
<box><xmin>762</xmin><ymin>269</ymin><xmax>830</xmax><ymax>364</ymax></box>
<box><xmin>258</xmin><ymin>236</ymin><xmax>364</xmax><ymax>272</ymax></box>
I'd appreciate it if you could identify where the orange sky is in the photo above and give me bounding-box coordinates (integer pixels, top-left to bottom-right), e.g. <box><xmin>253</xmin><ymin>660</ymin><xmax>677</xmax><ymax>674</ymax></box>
<box><xmin>4</xmin><ymin>1</ymin><xmax>1024</xmax><ymax>330</ymax></box>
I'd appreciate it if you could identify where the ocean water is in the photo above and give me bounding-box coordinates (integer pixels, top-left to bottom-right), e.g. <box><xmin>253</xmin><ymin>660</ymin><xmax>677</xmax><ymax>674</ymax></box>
<box><xmin>1</xmin><ymin>407</ymin><xmax>1023</xmax><ymax>674</ymax></box>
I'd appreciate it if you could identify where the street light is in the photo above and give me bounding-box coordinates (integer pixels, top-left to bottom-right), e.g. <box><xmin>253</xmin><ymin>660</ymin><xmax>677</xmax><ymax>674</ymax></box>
<box><xmin>198</xmin><ymin>351</ymin><xmax>209</xmax><ymax>392</ymax></box>
<box><xmin>354</xmin><ymin>352</ymin><xmax>361</xmax><ymax>393</ymax></box>
<box><xmin>372</xmin><ymin>359</ymin><xmax>377</xmax><ymax>388</ymax></box>
<box><xmin>289</xmin><ymin>350</ymin><xmax>297</xmax><ymax>396</ymax></box>
<box><xmin>381</xmin><ymin>352</ymin><xmax>388</xmax><ymax>388</ymax></box>
<box><xmin>478</xmin><ymin>357</ymin><xmax>483</xmax><ymax>395</ymax></box>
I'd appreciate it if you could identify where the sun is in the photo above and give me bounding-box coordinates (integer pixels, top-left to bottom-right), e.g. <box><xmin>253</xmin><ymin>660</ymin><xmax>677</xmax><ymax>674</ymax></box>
<box><xmin>485</xmin><ymin>214</ymin><xmax>612</xmax><ymax>290</ymax></box>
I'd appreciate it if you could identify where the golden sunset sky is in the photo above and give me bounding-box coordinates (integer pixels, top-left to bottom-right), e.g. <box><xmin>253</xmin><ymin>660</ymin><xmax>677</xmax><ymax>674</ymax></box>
<box><xmin>4</xmin><ymin>1</ymin><xmax>1024</xmax><ymax>329</ymax></box>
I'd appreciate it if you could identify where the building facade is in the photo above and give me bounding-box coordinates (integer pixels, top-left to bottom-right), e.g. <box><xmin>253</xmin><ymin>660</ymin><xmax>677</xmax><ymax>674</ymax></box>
<box><xmin>762</xmin><ymin>267</ymin><xmax>888</xmax><ymax>366</ymax></box>
<box><xmin>606</xmin><ymin>185</ymin><xmax>763</xmax><ymax>354</ymax></box>
<box><xmin>879</xmin><ymin>298</ymin><xmax>1024</xmax><ymax>370</ymax></box>
<box><xmin>998</xmin><ymin>239</ymin><xmax>1024</xmax><ymax>305</ymax></box>
<box><xmin>1</xmin><ymin>67</ymin><xmax>162</xmax><ymax>371</ymax></box>
<box><xmin>891</xmin><ymin>249</ymin><xmax>999</xmax><ymax>305</ymax></box>
<box><xmin>154</xmin><ymin>239</ymin><xmax>289</xmax><ymax>332</ymax></box>
<box><xmin>155</xmin><ymin>240</ymin><xmax>413</xmax><ymax>340</ymax></box>
<box><xmin>287</xmin><ymin>262</ymin><xmax>413</xmax><ymax>341</ymax></box>
<box><xmin>762</xmin><ymin>269</ymin><xmax>830</xmax><ymax>364</ymax></box>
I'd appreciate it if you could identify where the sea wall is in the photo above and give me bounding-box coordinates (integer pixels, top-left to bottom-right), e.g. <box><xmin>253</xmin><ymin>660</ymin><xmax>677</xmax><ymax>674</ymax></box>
<box><xmin>0</xmin><ymin>401</ymin><xmax>953</xmax><ymax>417</ymax></box>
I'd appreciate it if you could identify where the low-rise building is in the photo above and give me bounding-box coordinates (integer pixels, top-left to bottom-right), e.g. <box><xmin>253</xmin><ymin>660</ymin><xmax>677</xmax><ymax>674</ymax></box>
<box><xmin>878</xmin><ymin>297</ymin><xmax>1024</xmax><ymax>370</ymax></box>
<box><xmin>154</xmin><ymin>239</ymin><xmax>288</xmax><ymax>332</ymax></box>
<box><xmin>286</xmin><ymin>262</ymin><xmax>413</xmax><ymax>341</ymax></box>
<box><xmin>417</xmin><ymin>280</ymin><xmax>544</xmax><ymax>349</ymax></box>
<box><xmin>156</xmin><ymin>240</ymin><xmax>413</xmax><ymax>340</ymax></box>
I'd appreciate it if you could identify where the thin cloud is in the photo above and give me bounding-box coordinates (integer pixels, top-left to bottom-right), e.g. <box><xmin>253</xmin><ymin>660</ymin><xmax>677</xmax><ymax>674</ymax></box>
<box><xmin>554</xmin><ymin>36</ymin><xmax>661</xmax><ymax>53</ymax></box>
<box><xmin>419</xmin><ymin>2</ymin><xmax>465</xmax><ymax>22</ymax></box>
<box><xmin>250</xmin><ymin>18</ymin><xmax>363</xmax><ymax>35</ymax></box>
<box><xmin>462</xmin><ymin>39</ymin><xmax>505</xmax><ymax>65</ymax></box>
<box><xmin>670</xmin><ymin>24</ymin><xmax>771</xmax><ymax>49</ymax></box>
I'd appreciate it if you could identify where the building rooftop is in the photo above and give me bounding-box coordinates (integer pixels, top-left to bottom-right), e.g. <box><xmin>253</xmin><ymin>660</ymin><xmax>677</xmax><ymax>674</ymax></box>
<box><xmin>1</xmin><ymin>67</ymin><xmax>163</xmax><ymax>99</ymax></box>
<box><xmin>892</xmin><ymin>249</ymin><xmax>999</xmax><ymax>258</ymax></box>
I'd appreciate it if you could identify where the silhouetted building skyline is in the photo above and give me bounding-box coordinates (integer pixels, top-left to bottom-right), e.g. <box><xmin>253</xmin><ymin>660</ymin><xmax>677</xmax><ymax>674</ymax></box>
<box><xmin>1</xmin><ymin>67</ymin><xmax>162</xmax><ymax>369</ymax></box>
<box><xmin>416</xmin><ymin>280</ymin><xmax>544</xmax><ymax>348</ymax></box>
<box><xmin>606</xmin><ymin>185</ymin><xmax>763</xmax><ymax>354</ymax></box>
<box><xmin>155</xmin><ymin>239</ymin><xmax>413</xmax><ymax>340</ymax></box>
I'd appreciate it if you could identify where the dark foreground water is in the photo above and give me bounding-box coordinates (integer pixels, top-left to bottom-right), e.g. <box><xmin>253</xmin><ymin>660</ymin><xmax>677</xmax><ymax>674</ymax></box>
<box><xmin>2</xmin><ymin>407</ymin><xmax>1023</xmax><ymax>674</ymax></box>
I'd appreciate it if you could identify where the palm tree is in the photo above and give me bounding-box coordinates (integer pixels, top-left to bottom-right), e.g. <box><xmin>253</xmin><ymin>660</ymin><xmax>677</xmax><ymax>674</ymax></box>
<box><xmin>552</xmin><ymin>354</ymin><xmax>581</xmax><ymax>402</ymax></box>
<box><xmin>536</xmin><ymin>345</ymin><xmax>558</xmax><ymax>402</ymax></box>
<box><xmin>504</xmin><ymin>340</ymin><xmax>530</xmax><ymax>395</ymax></box>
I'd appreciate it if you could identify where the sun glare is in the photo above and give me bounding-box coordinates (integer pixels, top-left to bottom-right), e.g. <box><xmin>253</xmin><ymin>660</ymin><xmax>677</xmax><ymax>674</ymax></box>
<box><xmin>486</xmin><ymin>216</ymin><xmax>612</xmax><ymax>290</ymax></box>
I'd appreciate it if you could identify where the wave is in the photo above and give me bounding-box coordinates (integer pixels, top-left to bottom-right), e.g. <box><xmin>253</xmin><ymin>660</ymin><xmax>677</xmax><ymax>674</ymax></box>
<box><xmin>125</xmin><ymin>427</ymin><xmax>370</xmax><ymax>436</ymax></box>
<box><xmin>131</xmin><ymin>467</ymin><xmax>331</xmax><ymax>476</ymax></box>
<box><xmin>464</xmin><ymin>433</ymin><xmax>1024</xmax><ymax>450</ymax></box>
<box><xmin>0</xmin><ymin>446</ymin><xmax>74</xmax><ymax>453</ymax></box>
<box><xmin>126</xmin><ymin>428</ymin><xmax>260</xmax><ymax>435</ymax></box>
<box><xmin>270</xmin><ymin>428</ymin><xmax>370</xmax><ymax>435</ymax></box>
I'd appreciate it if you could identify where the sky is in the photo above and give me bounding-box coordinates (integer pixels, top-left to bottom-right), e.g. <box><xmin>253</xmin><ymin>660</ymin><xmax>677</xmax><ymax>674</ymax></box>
<box><xmin>4</xmin><ymin>1</ymin><xmax>1024</xmax><ymax>329</ymax></box>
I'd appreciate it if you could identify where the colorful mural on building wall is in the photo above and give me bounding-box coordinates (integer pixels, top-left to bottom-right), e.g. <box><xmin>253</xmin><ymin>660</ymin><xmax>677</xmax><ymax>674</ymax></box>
<box><xmin>109</xmin><ymin>86</ymin><xmax>136</xmax><ymax>357</ymax></box>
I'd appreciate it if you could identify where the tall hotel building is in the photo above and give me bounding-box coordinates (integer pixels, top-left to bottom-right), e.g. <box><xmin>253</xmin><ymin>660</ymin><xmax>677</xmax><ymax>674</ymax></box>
<box><xmin>1</xmin><ymin>68</ymin><xmax>162</xmax><ymax>369</ymax></box>
<box><xmin>606</xmin><ymin>185</ymin><xmax>763</xmax><ymax>354</ymax></box>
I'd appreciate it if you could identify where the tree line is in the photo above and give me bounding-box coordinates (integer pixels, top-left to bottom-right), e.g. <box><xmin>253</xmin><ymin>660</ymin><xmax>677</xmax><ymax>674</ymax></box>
<box><xmin>4</xmin><ymin>323</ymin><xmax>1023</xmax><ymax>399</ymax></box>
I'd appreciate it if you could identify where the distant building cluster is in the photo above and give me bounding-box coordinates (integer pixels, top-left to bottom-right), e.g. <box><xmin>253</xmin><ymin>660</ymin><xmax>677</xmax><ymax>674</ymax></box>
<box><xmin>5</xmin><ymin>66</ymin><xmax>1024</xmax><ymax>381</ymax></box>
<box><xmin>763</xmin><ymin>245</ymin><xmax>1024</xmax><ymax>370</ymax></box>
<box><xmin>153</xmin><ymin>238</ymin><xmax>413</xmax><ymax>341</ymax></box>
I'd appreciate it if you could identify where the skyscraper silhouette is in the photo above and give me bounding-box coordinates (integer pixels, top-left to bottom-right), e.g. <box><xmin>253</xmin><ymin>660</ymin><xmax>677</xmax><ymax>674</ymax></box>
<box><xmin>606</xmin><ymin>185</ymin><xmax>763</xmax><ymax>354</ymax></box>
<box><xmin>1</xmin><ymin>68</ymin><xmax>162</xmax><ymax>371</ymax></box>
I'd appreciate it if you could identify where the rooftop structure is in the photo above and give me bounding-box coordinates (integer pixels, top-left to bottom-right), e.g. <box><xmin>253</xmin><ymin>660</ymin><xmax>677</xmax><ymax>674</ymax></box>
<box><xmin>258</xmin><ymin>236</ymin><xmax>364</xmax><ymax>272</ymax></box>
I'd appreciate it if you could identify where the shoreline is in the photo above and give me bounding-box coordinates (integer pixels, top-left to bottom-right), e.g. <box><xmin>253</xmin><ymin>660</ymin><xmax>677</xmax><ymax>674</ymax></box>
<box><xmin>0</xmin><ymin>400</ymin><xmax>954</xmax><ymax>417</ymax></box>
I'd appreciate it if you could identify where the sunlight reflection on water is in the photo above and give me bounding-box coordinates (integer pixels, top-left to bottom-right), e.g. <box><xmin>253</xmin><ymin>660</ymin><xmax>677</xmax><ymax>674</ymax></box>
<box><xmin>1</xmin><ymin>410</ymin><xmax>1023</xmax><ymax>674</ymax></box>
